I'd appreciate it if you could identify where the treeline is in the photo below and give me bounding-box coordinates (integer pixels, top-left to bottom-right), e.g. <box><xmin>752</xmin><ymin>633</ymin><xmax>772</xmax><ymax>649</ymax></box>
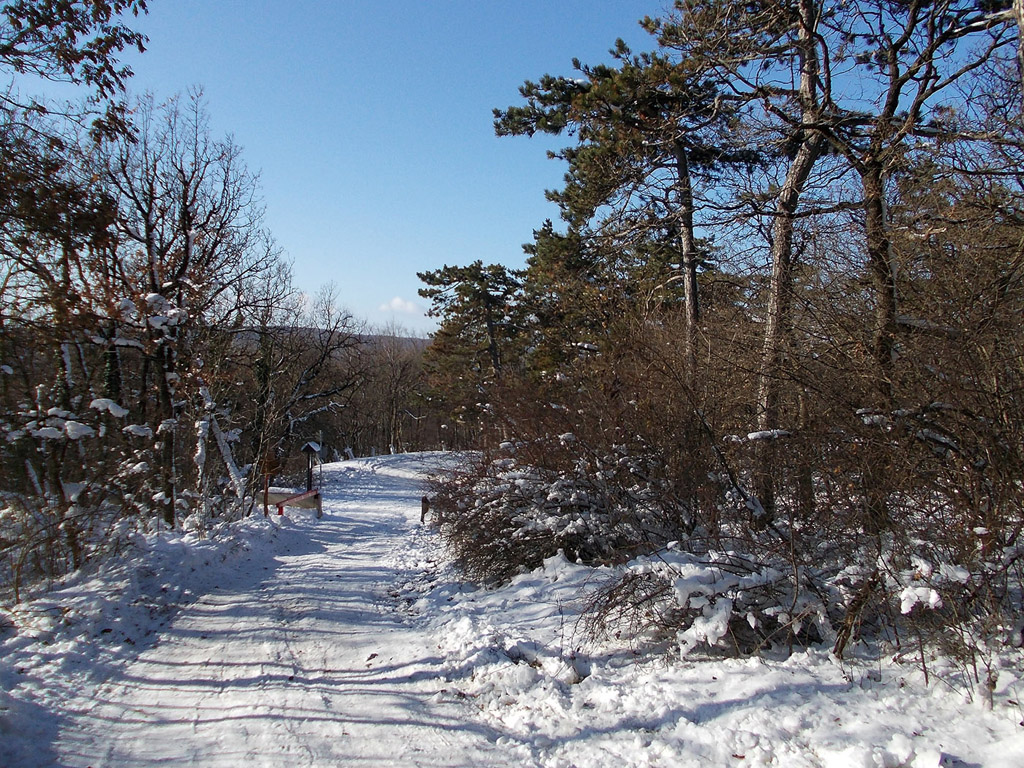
<box><xmin>423</xmin><ymin>1</ymin><xmax>1024</xmax><ymax>697</ymax></box>
<box><xmin>0</xmin><ymin>2</ymin><xmax>443</xmax><ymax>601</ymax></box>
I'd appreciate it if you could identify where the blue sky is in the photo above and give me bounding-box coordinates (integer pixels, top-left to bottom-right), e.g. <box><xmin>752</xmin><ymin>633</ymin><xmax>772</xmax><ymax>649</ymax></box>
<box><xmin>113</xmin><ymin>1</ymin><xmax>664</xmax><ymax>334</ymax></box>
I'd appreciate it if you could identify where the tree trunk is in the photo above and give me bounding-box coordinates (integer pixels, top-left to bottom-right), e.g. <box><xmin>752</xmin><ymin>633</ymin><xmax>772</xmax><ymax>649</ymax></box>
<box><xmin>156</xmin><ymin>341</ymin><xmax>177</xmax><ymax>527</ymax></box>
<box><xmin>862</xmin><ymin>162</ymin><xmax>897</xmax><ymax>405</ymax></box>
<box><xmin>103</xmin><ymin>321</ymin><xmax>123</xmax><ymax>401</ymax></box>
<box><xmin>1015</xmin><ymin>0</ymin><xmax>1024</xmax><ymax>98</ymax></box>
<box><xmin>484</xmin><ymin>304</ymin><xmax>502</xmax><ymax>380</ymax></box>
<box><xmin>859</xmin><ymin>161</ymin><xmax>897</xmax><ymax>533</ymax></box>
<box><xmin>752</xmin><ymin>0</ymin><xmax>825</xmax><ymax>526</ymax></box>
<box><xmin>673</xmin><ymin>141</ymin><xmax>701</xmax><ymax>386</ymax></box>
<box><xmin>795</xmin><ymin>391</ymin><xmax>815</xmax><ymax>519</ymax></box>
<box><xmin>753</xmin><ymin>130</ymin><xmax>826</xmax><ymax>524</ymax></box>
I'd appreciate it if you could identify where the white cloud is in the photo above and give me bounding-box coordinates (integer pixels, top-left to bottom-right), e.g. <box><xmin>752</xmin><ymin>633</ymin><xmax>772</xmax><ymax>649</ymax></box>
<box><xmin>379</xmin><ymin>296</ymin><xmax>423</xmax><ymax>315</ymax></box>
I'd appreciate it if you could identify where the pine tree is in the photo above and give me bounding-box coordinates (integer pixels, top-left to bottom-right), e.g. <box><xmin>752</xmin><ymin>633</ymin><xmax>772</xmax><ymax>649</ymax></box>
<box><xmin>494</xmin><ymin>37</ymin><xmax>753</xmax><ymax>385</ymax></box>
<box><xmin>417</xmin><ymin>261</ymin><xmax>522</xmax><ymax>435</ymax></box>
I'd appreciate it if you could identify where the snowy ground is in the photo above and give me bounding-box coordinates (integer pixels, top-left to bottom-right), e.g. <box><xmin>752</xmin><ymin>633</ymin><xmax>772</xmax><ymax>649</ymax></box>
<box><xmin>2</xmin><ymin>453</ymin><xmax>1024</xmax><ymax>767</ymax></box>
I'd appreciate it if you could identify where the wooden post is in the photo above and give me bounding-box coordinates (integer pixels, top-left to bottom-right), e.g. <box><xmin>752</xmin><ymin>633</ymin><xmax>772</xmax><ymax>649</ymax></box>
<box><xmin>260</xmin><ymin>453</ymin><xmax>283</xmax><ymax>518</ymax></box>
<box><xmin>301</xmin><ymin>442</ymin><xmax>321</xmax><ymax>492</ymax></box>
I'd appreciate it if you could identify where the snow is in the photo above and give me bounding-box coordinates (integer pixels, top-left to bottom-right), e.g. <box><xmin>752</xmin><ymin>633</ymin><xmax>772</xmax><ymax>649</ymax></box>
<box><xmin>90</xmin><ymin>398</ymin><xmax>130</xmax><ymax>419</ymax></box>
<box><xmin>677</xmin><ymin>597</ymin><xmax>734</xmax><ymax>655</ymax></box>
<box><xmin>112</xmin><ymin>337</ymin><xmax>145</xmax><ymax>350</ymax></box>
<box><xmin>940</xmin><ymin>564</ymin><xmax>971</xmax><ymax>584</ymax></box>
<box><xmin>2</xmin><ymin>453</ymin><xmax>1023</xmax><ymax>767</ymax></box>
<box><xmin>63</xmin><ymin>421</ymin><xmax>95</xmax><ymax>440</ymax></box>
<box><xmin>899</xmin><ymin>586</ymin><xmax>943</xmax><ymax>614</ymax></box>
<box><xmin>746</xmin><ymin>430</ymin><xmax>792</xmax><ymax>441</ymax></box>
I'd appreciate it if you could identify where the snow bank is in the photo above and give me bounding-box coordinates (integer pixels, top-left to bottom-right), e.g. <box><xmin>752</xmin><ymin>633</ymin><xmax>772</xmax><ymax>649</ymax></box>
<box><xmin>0</xmin><ymin>515</ymin><xmax>285</xmax><ymax>766</ymax></box>
<box><xmin>403</xmin><ymin>540</ymin><xmax>1024</xmax><ymax>767</ymax></box>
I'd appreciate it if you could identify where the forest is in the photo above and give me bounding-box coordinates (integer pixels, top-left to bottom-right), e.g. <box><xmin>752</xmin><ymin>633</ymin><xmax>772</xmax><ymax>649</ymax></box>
<box><xmin>419</xmin><ymin>0</ymin><xmax>1024</xmax><ymax>697</ymax></box>
<box><xmin>2</xmin><ymin>0</ymin><xmax>1024</xmax><ymax>702</ymax></box>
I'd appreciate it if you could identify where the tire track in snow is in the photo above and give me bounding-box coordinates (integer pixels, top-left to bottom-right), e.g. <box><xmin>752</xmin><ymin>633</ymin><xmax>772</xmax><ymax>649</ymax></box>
<box><xmin>53</xmin><ymin>454</ymin><xmax>528</xmax><ymax>767</ymax></box>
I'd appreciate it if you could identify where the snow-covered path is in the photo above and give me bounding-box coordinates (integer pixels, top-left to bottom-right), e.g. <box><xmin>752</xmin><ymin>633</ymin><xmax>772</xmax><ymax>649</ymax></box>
<box><xmin>53</xmin><ymin>455</ymin><xmax>516</xmax><ymax>767</ymax></box>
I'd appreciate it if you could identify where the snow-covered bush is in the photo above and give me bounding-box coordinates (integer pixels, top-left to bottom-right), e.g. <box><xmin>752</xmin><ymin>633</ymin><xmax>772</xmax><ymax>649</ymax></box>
<box><xmin>427</xmin><ymin>321</ymin><xmax>737</xmax><ymax>583</ymax></box>
<box><xmin>579</xmin><ymin>546</ymin><xmax>827</xmax><ymax>656</ymax></box>
<box><xmin>430</xmin><ymin>441</ymin><xmax>702</xmax><ymax>583</ymax></box>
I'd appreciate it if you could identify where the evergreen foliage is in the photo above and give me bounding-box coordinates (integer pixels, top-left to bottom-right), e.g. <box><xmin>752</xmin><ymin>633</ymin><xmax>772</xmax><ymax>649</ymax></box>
<box><xmin>417</xmin><ymin>261</ymin><xmax>522</xmax><ymax>434</ymax></box>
